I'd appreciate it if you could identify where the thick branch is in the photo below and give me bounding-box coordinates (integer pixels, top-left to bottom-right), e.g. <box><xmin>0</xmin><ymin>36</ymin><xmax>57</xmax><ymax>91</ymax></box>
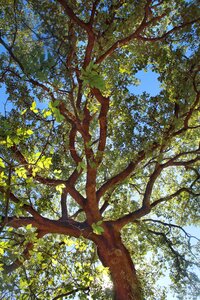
<box><xmin>60</xmin><ymin>170</ymin><xmax>81</xmax><ymax>220</ymax></box>
<box><xmin>96</xmin><ymin>151</ymin><xmax>145</xmax><ymax>201</ymax></box>
<box><xmin>69</xmin><ymin>125</ymin><xmax>82</xmax><ymax>164</ymax></box>
<box><xmin>112</xmin><ymin>206</ymin><xmax>151</xmax><ymax>232</ymax></box>
<box><xmin>1</xmin><ymin>215</ymin><xmax>92</xmax><ymax>239</ymax></box>
<box><xmin>142</xmin><ymin>163</ymin><xmax>162</xmax><ymax>208</ymax></box>
<box><xmin>96</xmin><ymin>9</ymin><xmax>167</xmax><ymax>64</ymax></box>
<box><xmin>57</xmin><ymin>0</ymin><xmax>90</xmax><ymax>32</ymax></box>
<box><xmin>92</xmin><ymin>88</ymin><xmax>109</xmax><ymax>164</ymax></box>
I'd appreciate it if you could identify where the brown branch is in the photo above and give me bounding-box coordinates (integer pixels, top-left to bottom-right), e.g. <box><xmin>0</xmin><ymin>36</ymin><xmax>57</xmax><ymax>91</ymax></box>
<box><xmin>57</xmin><ymin>0</ymin><xmax>90</xmax><ymax>32</ymax></box>
<box><xmin>11</xmin><ymin>144</ymin><xmax>85</xmax><ymax>207</ymax></box>
<box><xmin>142</xmin><ymin>219</ymin><xmax>200</xmax><ymax>242</ymax></box>
<box><xmin>0</xmin><ymin>216</ymin><xmax>41</xmax><ymax>229</ymax></box>
<box><xmin>69</xmin><ymin>125</ymin><xmax>82</xmax><ymax>164</ymax></box>
<box><xmin>173</xmin><ymin>92</ymin><xmax>200</xmax><ymax>136</ymax></box>
<box><xmin>100</xmin><ymin>187</ymin><xmax>116</xmax><ymax>214</ymax></box>
<box><xmin>96</xmin><ymin>6</ymin><xmax>199</xmax><ymax>65</ymax></box>
<box><xmin>142</xmin><ymin>163</ymin><xmax>162</xmax><ymax>208</ymax></box>
<box><xmin>0</xmin><ymin>187</ymin><xmax>44</xmax><ymax>222</ymax></box>
<box><xmin>91</xmin><ymin>88</ymin><xmax>109</xmax><ymax>164</ymax></box>
<box><xmin>112</xmin><ymin>206</ymin><xmax>151</xmax><ymax>232</ymax></box>
<box><xmin>151</xmin><ymin>187</ymin><xmax>200</xmax><ymax>208</ymax></box>
<box><xmin>60</xmin><ymin>170</ymin><xmax>81</xmax><ymax>220</ymax></box>
<box><xmin>96</xmin><ymin>151</ymin><xmax>145</xmax><ymax>201</ymax></box>
<box><xmin>83</xmin><ymin>30</ymin><xmax>95</xmax><ymax>68</ymax></box>
<box><xmin>113</xmin><ymin>185</ymin><xmax>200</xmax><ymax>231</ymax></box>
<box><xmin>137</xmin><ymin>17</ymin><xmax>200</xmax><ymax>41</ymax></box>
<box><xmin>95</xmin><ymin>8</ymin><xmax>167</xmax><ymax>64</ymax></box>
<box><xmin>110</xmin><ymin>150</ymin><xmax>200</xmax><ymax>231</ymax></box>
<box><xmin>2</xmin><ymin>230</ymin><xmax>45</xmax><ymax>274</ymax></box>
<box><xmin>60</xmin><ymin>189</ymin><xmax>68</xmax><ymax>220</ymax></box>
<box><xmin>2</xmin><ymin>166</ymin><xmax>12</xmax><ymax>228</ymax></box>
<box><xmin>53</xmin><ymin>287</ymin><xmax>89</xmax><ymax>300</ymax></box>
<box><xmin>88</xmin><ymin>0</ymin><xmax>100</xmax><ymax>25</ymax></box>
<box><xmin>1</xmin><ymin>214</ymin><xmax>92</xmax><ymax>239</ymax></box>
<box><xmin>162</xmin><ymin>156</ymin><xmax>200</xmax><ymax>168</ymax></box>
<box><xmin>57</xmin><ymin>0</ymin><xmax>96</xmax><ymax>67</ymax></box>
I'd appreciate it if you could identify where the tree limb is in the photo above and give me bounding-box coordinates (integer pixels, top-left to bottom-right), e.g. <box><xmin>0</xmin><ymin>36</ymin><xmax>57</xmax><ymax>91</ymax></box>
<box><xmin>96</xmin><ymin>151</ymin><xmax>145</xmax><ymax>201</ymax></box>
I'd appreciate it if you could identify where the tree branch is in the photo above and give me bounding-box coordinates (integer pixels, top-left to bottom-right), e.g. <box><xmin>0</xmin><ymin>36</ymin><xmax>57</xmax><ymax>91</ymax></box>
<box><xmin>96</xmin><ymin>151</ymin><xmax>145</xmax><ymax>201</ymax></box>
<box><xmin>151</xmin><ymin>187</ymin><xmax>200</xmax><ymax>208</ymax></box>
<box><xmin>2</xmin><ymin>230</ymin><xmax>44</xmax><ymax>274</ymax></box>
<box><xmin>142</xmin><ymin>219</ymin><xmax>200</xmax><ymax>242</ymax></box>
<box><xmin>142</xmin><ymin>163</ymin><xmax>162</xmax><ymax>208</ymax></box>
<box><xmin>91</xmin><ymin>88</ymin><xmax>109</xmax><ymax>164</ymax></box>
<box><xmin>53</xmin><ymin>287</ymin><xmax>89</xmax><ymax>300</ymax></box>
<box><xmin>0</xmin><ymin>187</ymin><xmax>44</xmax><ymax>222</ymax></box>
<box><xmin>137</xmin><ymin>17</ymin><xmax>200</xmax><ymax>41</ymax></box>
<box><xmin>110</xmin><ymin>146</ymin><xmax>200</xmax><ymax>231</ymax></box>
<box><xmin>11</xmin><ymin>144</ymin><xmax>85</xmax><ymax>207</ymax></box>
<box><xmin>96</xmin><ymin>8</ymin><xmax>167</xmax><ymax>64</ymax></box>
<box><xmin>57</xmin><ymin>0</ymin><xmax>90</xmax><ymax>32</ymax></box>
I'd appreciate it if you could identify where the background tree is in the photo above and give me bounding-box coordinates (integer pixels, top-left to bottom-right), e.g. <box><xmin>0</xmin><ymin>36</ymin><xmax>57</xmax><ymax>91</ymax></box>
<box><xmin>0</xmin><ymin>0</ymin><xmax>200</xmax><ymax>299</ymax></box>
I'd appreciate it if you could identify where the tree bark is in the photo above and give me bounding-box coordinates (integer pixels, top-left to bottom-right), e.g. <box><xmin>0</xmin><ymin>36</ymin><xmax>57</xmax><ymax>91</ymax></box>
<box><xmin>95</xmin><ymin>225</ymin><xmax>143</xmax><ymax>300</ymax></box>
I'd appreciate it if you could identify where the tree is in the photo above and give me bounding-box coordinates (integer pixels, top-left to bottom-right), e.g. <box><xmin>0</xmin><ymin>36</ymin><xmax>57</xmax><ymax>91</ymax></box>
<box><xmin>0</xmin><ymin>0</ymin><xmax>199</xmax><ymax>299</ymax></box>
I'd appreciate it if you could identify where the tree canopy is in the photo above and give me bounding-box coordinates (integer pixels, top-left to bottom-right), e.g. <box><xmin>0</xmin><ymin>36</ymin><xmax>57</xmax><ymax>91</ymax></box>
<box><xmin>0</xmin><ymin>0</ymin><xmax>200</xmax><ymax>299</ymax></box>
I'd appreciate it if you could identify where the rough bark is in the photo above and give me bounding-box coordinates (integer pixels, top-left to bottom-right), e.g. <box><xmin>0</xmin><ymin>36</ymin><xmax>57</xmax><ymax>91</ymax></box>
<box><xmin>94</xmin><ymin>225</ymin><xmax>143</xmax><ymax>300</ymax></box>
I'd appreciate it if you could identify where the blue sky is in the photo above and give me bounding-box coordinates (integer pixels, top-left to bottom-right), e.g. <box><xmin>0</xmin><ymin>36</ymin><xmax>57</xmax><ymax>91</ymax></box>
<box><xmin>131</xmin><ymin>69</ymin><xmax>161</xmax><ymax>96</ymax></box>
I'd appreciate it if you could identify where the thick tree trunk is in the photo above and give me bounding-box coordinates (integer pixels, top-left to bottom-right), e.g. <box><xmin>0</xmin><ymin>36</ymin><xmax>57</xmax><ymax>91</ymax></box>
<box><xmin>95</xmin><ymin>226</ymin><xmax>143</xmax><ymax>300</ymax></box>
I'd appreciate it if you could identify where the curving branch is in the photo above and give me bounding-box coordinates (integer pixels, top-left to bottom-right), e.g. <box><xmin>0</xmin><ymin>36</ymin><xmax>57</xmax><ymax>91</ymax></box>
<box><xmin>52</xmin><ymin>287</ymin><xmax>90</xmax><ymax>300</ymax></box>
<box><xmin>151</xmin><ymin>187</ymin><xmax>200</xmax><ymax>209</ymax></box>
<box><xmin>95</xmin><ymin>3</ymin><xmax>200</xmax><ymax>65</ymax></box>
<box><xmin>142</xmin><ymin>219</ymin><xmax>200</xmax><ymax>242</ymax></box>
<box><xmin>96</xmin><ymin>151</ymin><xmax>145</xmax><ymax>201</ymax></box>
<box><xmin>10</xmin><ymin>144</ymin><xmax>85</xmax><ymax>207</ymax></box>
<box><xmin>147</xmin><ymin>229</ymin><xmax>199</xmax><ymax>271</ymax></box>
<box><xmin>69</xmin><ymin>125</ymin><xmax>82</xmax><ymax>164</ymax></box>
<box><xmin>142</xmin><ymin>163</ymin><xmax>162</xmax><ymax>208</ymax></box>
<box><xmin>111</xmin><ymin>150</ymin><xmax>200</xmax><ymax>231</ymax></box>
<box><xmin>0</xmin><ymin>187</ymin><xmax>44</xmax><ymax>222</ymax></box>
<box><xmin>137</xmin><ymin>17</ymin><xmax>200</xmax><ymax>42</ymax></box>
<box><xmin>60</xmin><ymin>170</ymin><xmax>81</xmax><ymax>220</ymax></box>
<box><xmin>2</xmin><ymin>230</ymin><xmax>45</xmax><ymax>274</ymax></box>
<box><xmin>100</xmin><ymin>187</ymin><xmax>116</xmax><ymax>214</ymax></box>
<box><xmin>57</xmin><ymin>0</ymin><xmax>90</xmax><ymax>33</ymax></box>
<box><xmin>0</xmin><ymin>213</ymin><xmax>93</xmax><ymax>239</ymax></box>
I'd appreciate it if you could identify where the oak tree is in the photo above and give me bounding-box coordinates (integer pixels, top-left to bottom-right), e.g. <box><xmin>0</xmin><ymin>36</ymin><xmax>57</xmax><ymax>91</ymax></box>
<box><xmin>0</xmin><ymin>0</ymin><xmax>200</xmax><ymax>299</ymax></box>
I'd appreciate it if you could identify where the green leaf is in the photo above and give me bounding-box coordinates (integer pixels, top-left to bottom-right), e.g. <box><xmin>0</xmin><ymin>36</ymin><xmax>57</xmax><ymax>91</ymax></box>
<box><xmin>80</xmin><ymin>62</ymin><xmax>105</xmax><ymax>91</ymax></box>
<box><xmin>21</xmin><ymin>108</ymin><xmax>27</xmax><ymax>115</ymax></box>
<box><xmin>26</xmin><ymin>224</ymin><xmax>32</xmax><ymax>230</ymax></box>
<box><xmin>30</xmin><ymin>101</ymin><xmax>38</xmax><ymax>113</ymax></box>
<box><xmin>26</xmin><ymin>129</ymin><xmax>34</xmax><ymax>135</ymax></box>
<box><xmin>92</xmin><ymin>221</ymin><xmax>104</xmax><ymax>235</ymax></box>
<box><xmin>0</xmin><ymin>159</ymin><xmax>5</xmax><ymax>168</ymax></box>
<box><xmin>56</xmin><ymin>183</ymin><xmax>65</xmax><ymax>193</ymax></box>
<box><xmin>6</xmin><ymin>136</ymin><xmax>13</xmax><ymax>147</ymax></box>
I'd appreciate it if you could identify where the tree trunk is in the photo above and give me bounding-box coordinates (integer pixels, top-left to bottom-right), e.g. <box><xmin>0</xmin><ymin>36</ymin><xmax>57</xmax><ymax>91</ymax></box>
<box><xmin>95</xmin><ymin>225</ymin><xmax>143</xmax><ymax>300</ymax></box>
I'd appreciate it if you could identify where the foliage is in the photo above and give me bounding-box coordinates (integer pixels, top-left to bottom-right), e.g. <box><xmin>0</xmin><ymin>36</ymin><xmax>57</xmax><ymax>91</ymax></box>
<box><xmin>0</xmin><ymin>0</ymin><xmax>200</xmax><ymax>299</ymax></box>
